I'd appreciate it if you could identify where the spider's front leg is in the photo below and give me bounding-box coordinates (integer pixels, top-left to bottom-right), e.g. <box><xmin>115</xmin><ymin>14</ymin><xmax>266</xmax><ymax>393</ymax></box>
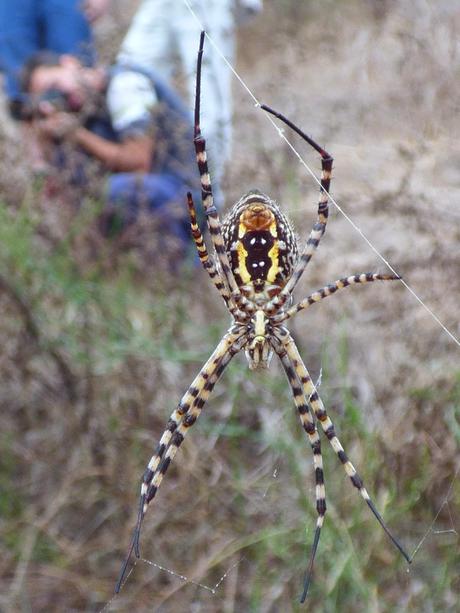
<box><xmin>187</xmin><ymin>192</ymin><xmax>250</xmax><ymax>322</ymax></box>
<box><xmin>275</xmin><ymin>328</ymin><xmax>411</xmax><ymax>567</ymax></box>
<box><xmin>193</xmin><ymin>32</ymin><xmax>255</xmax><ymax>317</ymax></box>
<box><xmin>115</xmin><ymin>328</ymin><xmax>247</xmax><ymax>593</ymax></box>
<box><xmin>193</xmin><ymin>33</ymin><xmax>239</xmax><ymax>298</ymax></box>
<box><xmin>261</xmin><ymin>105</ymin><xmax>333</xmax><ymax>316</ymax></box>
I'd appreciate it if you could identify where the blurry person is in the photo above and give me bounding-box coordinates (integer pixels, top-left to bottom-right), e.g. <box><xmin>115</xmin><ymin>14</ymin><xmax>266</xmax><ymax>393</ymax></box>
<box><xmin>0</xmin><ymin>0</ymin><xmax>109</xmax><ymax>114</ymax></box>
<box><xmin>20</xmin><ymin>51</ymin><xmax>199</xmax><ymax>249</ymax></box>
<box><xmin>114</xmin><ymin>0</ymin><xmax>263</xmax><ymax>199</ymax></box>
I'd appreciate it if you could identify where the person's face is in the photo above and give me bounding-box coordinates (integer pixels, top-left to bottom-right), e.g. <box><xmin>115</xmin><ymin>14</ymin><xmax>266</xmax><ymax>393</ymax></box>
<box><xmin>29</xmin><ymin>55</ymin><xmax>105</xmax><ymax>109</ymax></box>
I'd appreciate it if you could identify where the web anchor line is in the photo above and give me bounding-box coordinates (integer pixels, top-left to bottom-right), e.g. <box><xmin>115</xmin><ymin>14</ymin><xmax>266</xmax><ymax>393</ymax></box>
<box><xmin>100</xmin><ymin>556</ymin><xmax>245</xmax><ymax>612</ymax></box>
<box><xmin>140</xmin><ymin>556</ymin><xmax>246</xmax><ymax>594</ymax></box>
<box><xmin>409</xmin><ymin>466</ymin><xmax>459</xmax><ymax>562</ymax></box>
<box><xmin>99</xmin><ymin>561</ymin><xmax>138</xmax><ymax>613</ymax></box>
<box><xmin>182</xmin><ymin>0</ymin><xmax>459</xmax><ymax>350</ymax></box>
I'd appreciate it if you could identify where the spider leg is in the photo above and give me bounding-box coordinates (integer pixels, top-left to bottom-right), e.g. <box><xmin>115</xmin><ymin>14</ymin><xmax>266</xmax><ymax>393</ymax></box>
<box><xmin>261</xmin><ymin>105</ymin><xmax>333</xmax><ymax>315</ymax></box>
<box><xmin>142</xmin><ymin>332</ymin><xmax>247</xmax><ymax>513</ymax></box>
<box><xmin>275</xmin><ymin>328</ymin><xmax>411</xmax><ymax>564</ymax></box>
<box><xmin>187</xmin><ymin>191</ymin><xmax>232</xmax><ymax>307</ymax></box>
<box><xmin>115</xmin><ymin>329</ymin><xmax>246</xmax><ymax>593</ymax></box>
<box><xmin>187</xmin><ymin>192</ymin><xmax>249</xmax><ymax>321</ymax></box>
<box><xmin>273</xmin><ymin>273</ymin><xmax>400</xmax><ymax>324</ymax></box>
<box><xmin>194</xmin><ymin>33</ymin><xmax>255</xmax><ymax>315</ymax></box>
<box><xmin>272</xmin><ymin>338</ymin><xmax>326</xmax><ymax>602</ymax></box>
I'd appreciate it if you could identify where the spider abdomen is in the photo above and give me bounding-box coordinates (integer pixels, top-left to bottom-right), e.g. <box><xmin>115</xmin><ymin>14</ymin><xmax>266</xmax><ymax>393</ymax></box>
<box><xmin>222</xmin><ymin>190</ymin><xmax>298</xmax><ymax>299</ymax></box>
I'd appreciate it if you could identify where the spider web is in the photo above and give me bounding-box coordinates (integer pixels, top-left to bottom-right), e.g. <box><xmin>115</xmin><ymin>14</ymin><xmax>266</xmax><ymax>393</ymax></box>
<box><xmin>409</xmin><ymin>466</ymin><xmax>459</xmax><ymax>562</ymax></box>
<box><xmin>101</xmin><ymin>450</ymin><xmax>458</xmax><ymax>612</ymax></box>
<box><xmin>99</xmin><ymin>1</ymin><xmax>459</xmax><ymax>609</ymax></box>
<box><xmin>99</xmin><ymin>556</ymin><xmax>246</xmax><ymax>612</ymax></box>
<box><xmin>102</xmin><ymin>372</ymin><xmax>458</xmax><ymax>611</ymax></box>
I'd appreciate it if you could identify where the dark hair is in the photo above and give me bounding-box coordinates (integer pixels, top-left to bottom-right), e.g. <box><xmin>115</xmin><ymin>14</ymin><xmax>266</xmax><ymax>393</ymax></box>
<box><xmin>19</xmin><ymin>51</ymin><xmax>61</xmax><ymax>94</ymax></box>
<box><xmin>10</xmin><ymin>52</ymin><xmax>65</xmax><ymax>120</ymax></box>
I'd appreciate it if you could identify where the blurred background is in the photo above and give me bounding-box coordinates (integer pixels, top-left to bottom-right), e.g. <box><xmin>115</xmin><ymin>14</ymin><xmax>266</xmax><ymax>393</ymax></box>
<box><xmin>0</xmin><ymin>1</ymin><xmax>459</xmax><ymax>611</ymax></box>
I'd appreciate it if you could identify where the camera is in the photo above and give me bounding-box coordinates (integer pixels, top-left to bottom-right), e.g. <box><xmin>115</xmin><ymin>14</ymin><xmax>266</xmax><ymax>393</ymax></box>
<box><xmin>9</xmin><ymin>90</ymin><xmax>74</xmax><ymax>121</ymax></box>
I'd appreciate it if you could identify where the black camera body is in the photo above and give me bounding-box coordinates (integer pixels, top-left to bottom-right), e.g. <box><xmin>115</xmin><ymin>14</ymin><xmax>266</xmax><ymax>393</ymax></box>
<box><xmin>9</xmin><ymin>89</ymin><xmax>73</xmax><ymax>121</ymax></box>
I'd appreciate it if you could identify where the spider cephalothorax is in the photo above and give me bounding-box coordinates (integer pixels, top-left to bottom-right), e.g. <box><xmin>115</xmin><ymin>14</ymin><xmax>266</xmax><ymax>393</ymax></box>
<box><xmin>222</xmin><ymin>190</ymin><xmax>298</xmax><ymax>301</ymax></box>
<box><xmin>244</xmin><ymin>309</ymin><xmax>274</xmax><ymax>370</ymax></box>
<box><xmin>117</xmin><ymin>31</ymin><xmax>410</xmax><ymax>602</ymax></box>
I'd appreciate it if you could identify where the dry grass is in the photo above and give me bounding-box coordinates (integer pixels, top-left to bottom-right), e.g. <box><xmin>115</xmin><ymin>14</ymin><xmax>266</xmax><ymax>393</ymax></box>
<box><xmin>0</xmin><ymin>1</ymin><xmax>459</xmax><ymax>612</ymax></box>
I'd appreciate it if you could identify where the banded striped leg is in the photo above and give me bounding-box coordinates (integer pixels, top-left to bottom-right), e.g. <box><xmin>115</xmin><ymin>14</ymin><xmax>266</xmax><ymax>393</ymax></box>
<box><xmin>194</xmin><ymin>33</ymin><xmax>238</xmax><ymax>297</ymax></box>
<box><xmin>187</xmin><ymin>192</ymin><xmax>249</xmax><ymax>322</ymax></box>
<box><xmin>275</xmin><ymin>328</ymin><xmax>411</xmax><ymax>566</ymax></box>
<box><xmin>187</xmin><ymin>191</ymin><xmax>231</xmax><ymax>307</ymax></box>
<box><xmin>273</xmin><ymin>338</ymin><xmax>326</xmax><ymax>602</ymax></box>
<box><xmin>115</xmin><ymin>329</ymin><xmax>246</xmax><ymax>593</ymax></box>
<box><xmin>261</xmin><ymin>105</ymin><xmax>333</xmax><ymax>315</ymax></box>
<box><xmin>273</xmin><ymin>273</ymin><xmax>400</xmax><ymax>324</ymax></box>
<box><xmin>194</xmin><ymin>32</ymin><xmax>254</xmax><ymax>315</ymax></box>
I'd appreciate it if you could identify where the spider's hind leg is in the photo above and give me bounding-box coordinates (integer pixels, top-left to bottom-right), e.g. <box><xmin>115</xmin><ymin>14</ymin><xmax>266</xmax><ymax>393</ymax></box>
<box><xmin>115</xmin><ymin>329</ymin><xmax>246</xmax><ymax>593</ymax></box>
<box><xmin>277</xmin><ymin>329</ymin><xmax>411</xmax><ymax>566</ymax></box>
<box><xmin>274</xmin><ymin>338</ymin><xmax>327</xmax><ymax>602</ymax></box>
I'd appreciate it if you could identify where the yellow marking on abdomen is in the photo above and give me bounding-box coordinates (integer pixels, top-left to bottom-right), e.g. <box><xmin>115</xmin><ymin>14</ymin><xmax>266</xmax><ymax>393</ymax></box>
<box><xmin>266</xmin><ymin>241</ymin><xmax>280</xmax><ymax>283</ymax></box>
<box><xmin>236</xmin><ymin>240</ymin><xmax>251</xmax><ymax>284</ymax></box>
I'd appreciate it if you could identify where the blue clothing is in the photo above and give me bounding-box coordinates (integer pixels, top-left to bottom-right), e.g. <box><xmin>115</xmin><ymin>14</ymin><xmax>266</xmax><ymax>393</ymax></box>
<box><xmin>0</xmin><ymin>0</ymin><xmax>94</xmax><ymax>100</ymax></box>
<box><xmin>107</xmin><ymin>173</ymin><xmax>191</xmax><ymax>244</ymax></box>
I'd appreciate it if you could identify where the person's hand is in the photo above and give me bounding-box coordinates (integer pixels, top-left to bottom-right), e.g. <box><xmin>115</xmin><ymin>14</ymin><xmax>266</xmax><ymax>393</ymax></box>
<box><xmin>82</xmin><ymin>0</ymin><xmax>110</xmax><ymax>23</ymax></box>
<box><xmin>37</xmin><ymin>111</ymin><xmax>80</xmax><ymax>141</ymax></box>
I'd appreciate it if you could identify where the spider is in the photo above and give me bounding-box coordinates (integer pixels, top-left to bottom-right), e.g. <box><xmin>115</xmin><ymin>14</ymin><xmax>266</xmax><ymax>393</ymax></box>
<box><xmin>116</xmin><ymin>31</ymin><xmax>411</xmax><ymax>602</ymax></box>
